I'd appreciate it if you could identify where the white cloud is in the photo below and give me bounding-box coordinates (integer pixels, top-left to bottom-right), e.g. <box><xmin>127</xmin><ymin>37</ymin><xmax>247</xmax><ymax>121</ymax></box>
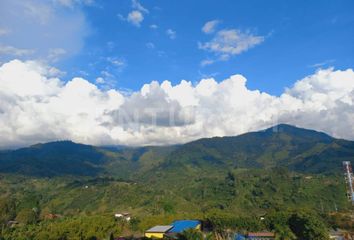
<box><xmin>1</xmin><ymin>59</ymin><xmax>354</xmax><ymax>148</ymax></box>
<box><xmin>166</xmin><ymin>29</ymin><xmax>176</xmax><ymax>39</ymax></box>
<box><xmin>309</xmin><ymin>59</ymin><xmax>335</xmax><ymax>68</ymax></box>
<box><xmin>131</xmin><ymin>0</ymin><xmax>149</xmax><ymax>13</ymax></box>
<box><xmin>150</xmin><ymin>24</ymin><xmax>158</xmax><ymax>29</ymax></box>
<box><xmin>95</xmin><ymin>77</ymin><xmax>105</xmax><ymax>84</ymax></box>
<box><xmin>0</xmin><ymin>59</ymin><xmax>123</xmax><ymax>148</ymax></box>
<box><xmin>127</xmin><ymin>10</ymin><xmax>144</xmax><ymax>27</ymax></box>
<box><xmin>199</xmin><ymin>29</ymin><xmax>264</xmax><ymax>62</ymax></box>
<box><xmin>202</xmin><ymin>20</ymin><xmax>220</xmax><ymax>34</ymax></box>
<box><xmin>54</xmin><ymin>0</ymin><xmax>95</xmax><ymax>8</ymax></box>
<box><xmin>117</xmin><ymin>14</ymin><xmax>126</xmax><ymax>21</ymax></box>
<box><xmin>122</xmin><ymin>0</ymin><xmax>149</xmax><ymax>27</ymax></box>
<box><xmin>146</xmin><ymin>42</ymin><xmax>155</xmax><ymax>49</ymax></box>
<box><xmin>0</xmin><ymin>44</ymin><xmax>35</xmax><ymax>57</ymax></box>
<box><xmin>106</xmin><ymin>57</ymin><xmax>125</xmax><ymax>68</ymax></box>
<box><xmin>200</xmin><ymin>59</ymin><xmax>215</xmax><ymax>67</ymax></box>
<box><xmin>47</xmin><ymin>48</ymin><xmax>67</xmax><ymax>62</ymax></box>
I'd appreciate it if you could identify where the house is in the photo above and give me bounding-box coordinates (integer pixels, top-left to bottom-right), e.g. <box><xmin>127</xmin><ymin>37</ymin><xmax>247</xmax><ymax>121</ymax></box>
<box><xmin>168</xmin><ymin>220</ymin><xmax>201</xmax><ymax>233</ymax></box>
<box><xmin>144</xmin><ymin>225</ymin><xmax>173</xmax><ymax>239</ymax></box>
<box><xmin>114</xmin><ymin>212</ymin><xmax>131</xmax><ymax>221</ymax></box>
<box><xmin>246</xmin><ymin>232</ymin><xmax>275</xmax><ymax>239</ymax></box>
<box><xmin>145</xmin><ymin>220</ymin><xmax>202</xmax><ymax>239</ymax></box>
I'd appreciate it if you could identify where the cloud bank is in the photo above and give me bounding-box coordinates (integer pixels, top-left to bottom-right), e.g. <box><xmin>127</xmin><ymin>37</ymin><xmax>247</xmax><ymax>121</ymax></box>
<box><xmin>0</xmin><ymin>59</ymin><xmax>354</xmax><ymax>148</ymax></box>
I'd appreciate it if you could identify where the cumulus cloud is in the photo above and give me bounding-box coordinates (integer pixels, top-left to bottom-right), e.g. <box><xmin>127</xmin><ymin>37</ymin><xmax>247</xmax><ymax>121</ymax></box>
<box><xmin>0</xmin><ymin>59</ymin><xmax>124</xmax><ymax>148</ymax></box>
<box><xmin>202</xmin><ymin>20</ymin><xmax>220</xmax><ymax>34</ymax></box>
<box><xmin>109</xmin><ymin>81</ymin><xmax>195</xmax><ymax>128</ymax></box>
<box><xmin>199</xmin><ymin>29</ymin><xmax>264</xmax><ymax>64</ymax></box>
<box><xmin>0</xmin><ymin>59</ymin><xmax>354</xmax><ymax>148</ymax></box>
<box><xmin>127</xmin><ymin>10</ymin><xmax>144</xmax><ymax>27</ymax></box>
<box><xmin>122</xmin><ymin>0</ymin><xmax>149</xmax><ymax>27</ymax></box>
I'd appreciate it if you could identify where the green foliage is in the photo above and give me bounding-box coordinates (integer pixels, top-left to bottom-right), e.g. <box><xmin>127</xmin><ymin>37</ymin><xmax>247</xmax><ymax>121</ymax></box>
<box><xmin>2</xmin><ymin>215</ymin><xmax>123</xmax><ymax>240</ymax></box>
<box><xmin>178</xmin><ymin>229</ymin><xmax>212</xmax><ymax>240</ymax></box>
<box><xmin>129</xmin><ymin>217</ymin><xmax>141</xmax><ymax>231</ymax></box>
<box><xmin>205</xmin><ymin>211</ymin><xmax>264</xmax><ymax>232</ymax></box>
<box><xmin>15</xmin><ymin>208</ymin><xmax>38</xmax><ymax>225</ymax></box>
<box><xmin>1</xmin><ymin>125</ymin><xmax>354</xmax><ymax>178</ymax></box>
<box><xmin>0</xmin><ymin>197</ymin><xmax>16</xmax><ymax>226</ymax></box>
<box><xmin>0</xmin><ymin>141</ymin><xmax>106</xmax><ymax>177</ymax></box>
<box><xmin>0</xmin><ymin>125</ymin><xmax>352</xmax><ymax>238</ymax></box>
<box><xmin>326</xmin><ymin>212</ymin><xmax>354</xmax><ymax>231</ymax></box>
<box><xmin>288</xmin><ymin>211</ymin><xmax>329</xmax><ymax>240</ymax></box>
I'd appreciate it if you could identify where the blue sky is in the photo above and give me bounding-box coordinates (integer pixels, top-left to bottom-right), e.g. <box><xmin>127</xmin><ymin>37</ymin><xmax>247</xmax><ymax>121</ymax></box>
<box><xmin>0</xmin><ymin>0</ymin><xmax>354</xmax><ymax>147</ymax></box>
<box><xmin>0</xmin><ymin>0</ymin><xmax>353</xmax><ymax>94</ymax></box>
<box><xmin>53</xmin><ymin>0</ymin><xmax>354</xmax><ymax>95</ymax></box>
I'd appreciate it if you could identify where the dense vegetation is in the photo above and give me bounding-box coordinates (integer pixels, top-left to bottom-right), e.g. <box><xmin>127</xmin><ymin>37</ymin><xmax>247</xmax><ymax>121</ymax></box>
<box><xmin>0</xmin><ymin>124</ymin><xmax>353</xmax><ymax>239</ymax></box>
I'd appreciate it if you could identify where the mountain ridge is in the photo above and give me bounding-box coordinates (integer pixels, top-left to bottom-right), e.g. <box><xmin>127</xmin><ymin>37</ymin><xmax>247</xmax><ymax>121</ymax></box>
<box><xmin>0</xmin><ymin>124</ymin><xmax>353</xmax><ymax>177</ymax></box>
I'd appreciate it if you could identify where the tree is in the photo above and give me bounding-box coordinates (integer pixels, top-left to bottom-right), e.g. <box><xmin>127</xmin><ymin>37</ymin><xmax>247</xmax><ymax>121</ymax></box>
<box><xmin>288</xmin><ymin>211</ymin><xmax>329</xmax><ymax>240</ymax></box>
<box><xmin>273</xmin><ymin>224</ymin><xmax>296</xmax><ymax>240</ymax></box>
<box><xmin>265</xmin><ymin>211</ymin><xmax>296</xmax><ymax>240</ymax></box>
<box><xmin>179</xmin><ymin>229</ymin><xmax>210</xmax><ymax>240</ymax></box>
<box><xmin>0</xmin><ymin>197</ymin><xmax>16</xmax><ymax>225</ymax></box>
<box><xmin>130</xmin><ymin>217</ymin><xmax>141</xmax><ymax>231</ymax></box>
<box><xmin>16</xmin><ymin>208</ymin><xmax>38</xmax><ymax>225</ymax></box>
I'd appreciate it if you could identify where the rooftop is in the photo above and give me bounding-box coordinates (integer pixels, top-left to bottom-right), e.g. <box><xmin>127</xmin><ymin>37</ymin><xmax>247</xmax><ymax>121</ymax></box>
<box><xmin>247</xmin><ymin>232</ymin><xmax>275</xmax><ymax>237</ymax></box>
<box><xmin>169</xmin><ymin>220</ymin><xmax>201</xmax><ymax>233</ymax></box>
<box><xmin>145</xmin><ymin>225</ymin><xmax>173</xmax><ymax>233</ymax></box>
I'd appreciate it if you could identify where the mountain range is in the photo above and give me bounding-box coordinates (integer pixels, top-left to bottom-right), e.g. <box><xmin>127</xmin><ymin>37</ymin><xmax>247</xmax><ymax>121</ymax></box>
<box><xmin>0</xmin><ymin>124</ymin><xmax>353</xmax><ymax>177</ymax></box>
<box><xmin>0</xmin><ymin>124</ymin><xmax>352</xmax><ymax>228</ymax></box>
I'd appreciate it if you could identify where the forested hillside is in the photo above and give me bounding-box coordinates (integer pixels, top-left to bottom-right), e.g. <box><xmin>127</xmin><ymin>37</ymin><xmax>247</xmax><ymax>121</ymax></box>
<box><xmin>0</xmin><ymin>124</ymin><xmax>353</xmax><ymax>239</ymax></box>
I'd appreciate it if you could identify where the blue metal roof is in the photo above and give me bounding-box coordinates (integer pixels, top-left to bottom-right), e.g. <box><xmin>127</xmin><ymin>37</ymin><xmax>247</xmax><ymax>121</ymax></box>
<box><xmin>234</xmin><ymin>234</ymin><xmax>246</xmax><ymax>240</ymax></box>
<box><xmin>168</xmin><ymin>220</ymin><xmax>201</xmax><ymax>233</ymax></box>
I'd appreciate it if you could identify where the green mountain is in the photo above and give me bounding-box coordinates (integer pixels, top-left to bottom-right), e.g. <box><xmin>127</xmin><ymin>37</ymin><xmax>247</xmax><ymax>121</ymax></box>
<box><xmin>0</xmin><ymin>125</ymin><xmax>353</xmax><ymax>239</ymax></box>
<box><xmin>161</xmin><ymin>124</ymin><xmax>354</xmax><ymax>173</ymax></box>
<box><xmin>0</xmin><ymin>141</ymin><xmax>107</xmax><ymax>176</ymax></box>
<box><xmin>0</xmin><ymin>124</ymin><xmax>353</xmax><ymax>177</ymax></box>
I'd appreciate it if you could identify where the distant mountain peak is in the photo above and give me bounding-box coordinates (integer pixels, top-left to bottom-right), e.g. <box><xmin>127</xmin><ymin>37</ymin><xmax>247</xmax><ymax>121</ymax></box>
<box><xmin>263</xmin><ymin>124</ymin><xmax>333</xmax><ymax>140</ymax></box>
<box><xmin>30</xmin><ymin>140</ymin><xmax>89</xmax><ymax>149</ymax></box>
<box><xmin>264</xmin><ymin>123</ymin><xmax>308</xmax><ymax>132</ymax></box>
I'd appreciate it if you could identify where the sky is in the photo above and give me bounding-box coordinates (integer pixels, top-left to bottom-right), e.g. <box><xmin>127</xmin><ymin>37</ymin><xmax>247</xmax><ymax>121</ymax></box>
<box><xmin>0</xmin><ymin>0</ymin><xmax>353</xmax><ymax>148</ymax></box>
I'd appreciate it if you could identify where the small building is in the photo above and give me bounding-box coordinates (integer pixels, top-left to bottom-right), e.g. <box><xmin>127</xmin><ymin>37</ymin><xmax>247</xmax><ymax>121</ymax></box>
<box><xmin>246</xmin><ymin>232</ymin><xmax>275</xmax><ymax>239</ymax></box>
<box><xmin>7</xmin><ymin>221</ymin><xmax>19</xmax><ymax>228</ymax></box>
<box><xmin>114</xmin><ymin>212</ymin><xmax>131</xmax><ymax>221</ymax></box>
<box><xmin>144</xmin><ymin>225</ymin><xmax>173</xmax><ymax>239</ymax></box>
<box><xmin>168</xmin><ymin>220</ymin><xmax>201</xmax><ymax>233</ymax></box>
<box><xmin>329</xmin><ymin>229</ymin><xmax>346</xmax><ymax>240</ymax></box>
